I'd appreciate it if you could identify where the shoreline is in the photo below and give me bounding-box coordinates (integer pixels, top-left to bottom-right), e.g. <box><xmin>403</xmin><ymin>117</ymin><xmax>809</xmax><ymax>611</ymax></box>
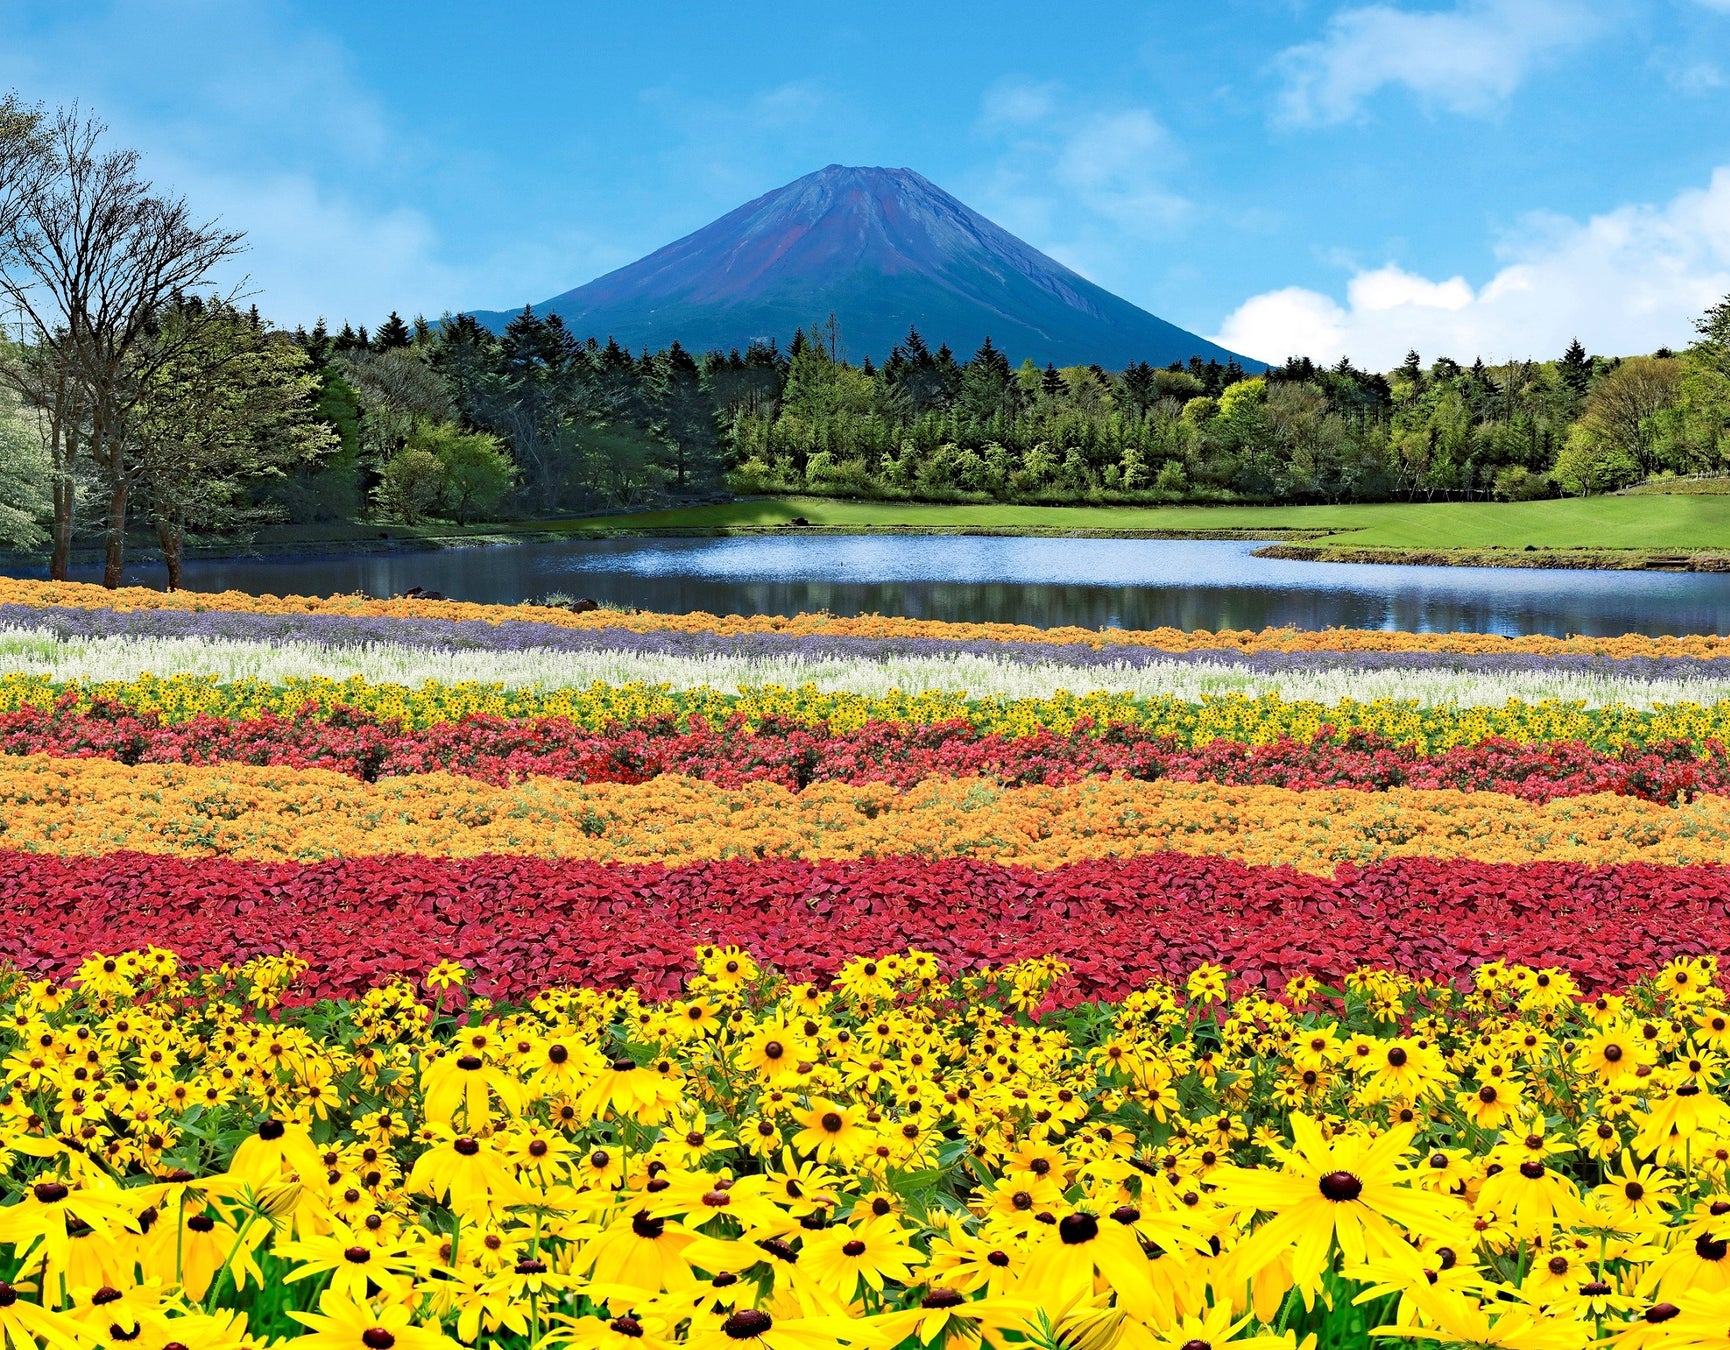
<box><xmin>1253</xmin><ymin>543</ymin><xmax>1730</xmax><ymax>572</ymax></box>
<box><xmin>9</xmin><ymin>509</ymin><xmax>1730</xmax><ymax>574</ymax></box>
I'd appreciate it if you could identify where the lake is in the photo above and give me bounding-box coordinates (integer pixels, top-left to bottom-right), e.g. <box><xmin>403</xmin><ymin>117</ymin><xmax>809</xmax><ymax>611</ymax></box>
<box><xmin>25</xmin><ymin>535</ymin><xmax>1730</xmax><ymax>637</ymax></box>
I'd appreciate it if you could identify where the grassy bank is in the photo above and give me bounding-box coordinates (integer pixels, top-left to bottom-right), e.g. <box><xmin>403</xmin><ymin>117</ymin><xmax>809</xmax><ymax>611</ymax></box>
<box><xmin>548</xmin><ymin>493</ymin><xmax>1730</xmax><ymax>552</ymax></box>
<box><xmin>107</xmin><ymin>492</ymin><xmax>1728</xmax><ymax>573</ymax></box>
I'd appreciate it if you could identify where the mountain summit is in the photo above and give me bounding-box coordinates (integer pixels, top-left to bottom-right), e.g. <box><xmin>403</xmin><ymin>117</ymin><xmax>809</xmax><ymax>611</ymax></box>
<box><xmin>471</xmin><ymin>165</ymin><xmax>1251</xmax><ymax>368</ymax></box>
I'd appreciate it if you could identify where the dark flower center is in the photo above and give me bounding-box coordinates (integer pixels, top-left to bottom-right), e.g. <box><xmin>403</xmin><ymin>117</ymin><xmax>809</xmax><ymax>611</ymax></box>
<box><xmin>1696</xmin><ymin>1233</ymin><xmax>1728</xmax><ymax>1261</ymax></box>
<box><xmin>632</xmin><ymin>1213</ymin><xmax>666</xmax><ymax>1240</ymax></box>
<box><xmin>32</xmin><ymin>1182</ymin><xmax>68</xmax><ymax>1203</ymax></box>
<box><xmin>361</xmin><ymin>1331</ymin><xmax>395</xmax><ymax>1350</ymax></box>
<box><xmin>922</xmin><ymin>1287</ymin><xmax>966</xmax><ymax>1309</ymax></box>
<box><xmin>610</xmin><ymin>1318</ymin><xmax>644</xmax><ymax>1338</ymax></box>
<box><xmin>453</xmin><ymin>1138</ymin><xmax>480</xmax><ymax>1157</ymax></box>
<box><xmin>842</xmin><ymin>1240</ymin><xmax>866</xmax><ymax>1257</ymax></box>
<box><xmin>1646</xmin><ymin>1304</ymin><xmax>1681</xmax><ymax>1324</ymax></box>
<box><xmin>756</xmin><ymin>1237</ymin><xmax>797</xmax><ymax>1262</ymax></box>
<box><xmin>1058</xmin><ymin>1213</ymin><xmax>1099</xmax><ymax>1244</ymax></box>
<box><xmin>1519</xmin><ymin>1161</ymin><xmax>1546</xmax><ymax>1179</ymax></box>
<box><xmin>257</xmin><ymin>1119</ymin><xmax>285</xmax><ymax>1141</ymax></box>
<box><xmin>723</xmin><ymin>1310</ymin><xmax>773</xmax><ymax>1340</ymax></box>
<box><xmin>456</xmin><ymin>1055</ymin><xmax>483</xmax><ymax>1071</ymax></box>
<box><xmin>1318</xmin><ymin>1171</ymin><xmax>1362</xmax><ymax>1201</ymax></box>
<box><xmin>344</xmin><ymin>1246</ymin><xmax>370</xmax><ymax>1263</ymax></box>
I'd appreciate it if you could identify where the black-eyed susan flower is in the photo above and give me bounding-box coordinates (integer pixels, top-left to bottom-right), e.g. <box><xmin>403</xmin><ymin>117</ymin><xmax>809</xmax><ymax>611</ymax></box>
<box><xmin>288</xmin><ymin>1289</ymin><xmax>458</xmax><ymax>1350</ymax></box>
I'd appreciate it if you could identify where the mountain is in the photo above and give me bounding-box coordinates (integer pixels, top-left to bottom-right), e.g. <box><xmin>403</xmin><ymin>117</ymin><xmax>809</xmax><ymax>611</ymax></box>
<box><xmin>469</xmin><ymin>165</ymin><xmax>1254</xmax><ymax>369</ymax></box>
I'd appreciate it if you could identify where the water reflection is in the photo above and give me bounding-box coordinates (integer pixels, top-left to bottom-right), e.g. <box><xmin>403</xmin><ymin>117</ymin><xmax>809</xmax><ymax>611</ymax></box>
<box><xmin>20</xmin><ymin>535</ymin><xmax>1730</xmax><ymax>637</ymax></box>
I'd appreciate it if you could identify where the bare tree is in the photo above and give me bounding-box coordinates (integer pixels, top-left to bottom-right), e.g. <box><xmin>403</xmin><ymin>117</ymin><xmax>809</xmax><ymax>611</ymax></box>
<box><xmin>0</xmin><ymin>102</ymin><xmax>244</xmax><ymax>586</ymax></box>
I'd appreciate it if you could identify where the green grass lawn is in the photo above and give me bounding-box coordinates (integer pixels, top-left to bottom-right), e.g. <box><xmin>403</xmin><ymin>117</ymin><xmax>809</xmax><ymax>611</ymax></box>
<box><xmin>549</xmin><ymin>494</ymin><xmax>1730</xmax><ymax>551</ymax></box>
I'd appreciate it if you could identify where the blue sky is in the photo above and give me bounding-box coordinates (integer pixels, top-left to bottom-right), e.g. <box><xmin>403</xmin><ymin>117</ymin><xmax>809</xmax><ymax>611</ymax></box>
<box><xmin>4</xmin><ymin>0</ymin><xmax>1730</xmax><ymax>367</ymax></box>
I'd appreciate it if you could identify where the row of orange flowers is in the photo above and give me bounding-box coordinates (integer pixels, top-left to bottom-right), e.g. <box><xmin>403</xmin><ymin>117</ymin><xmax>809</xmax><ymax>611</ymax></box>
<box><xmin>2</xmin><ymin>753</ymin><xmax>1728</xmax><ymax>868</ymax></box>
<box><xmin>3</xmin><ymin>577</ymin><xmax>1724</xmax><ymax>659</ymax></box>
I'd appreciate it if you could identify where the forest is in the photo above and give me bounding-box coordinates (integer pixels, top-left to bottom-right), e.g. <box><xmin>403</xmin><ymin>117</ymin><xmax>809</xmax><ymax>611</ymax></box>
<box><xmin>257</xmin><ymin>300</ymin><xmax>1730</xmax><ymax>521</ymax></box>
<box><xmin>4</xmin><ymin>91</ymin><xmax>1730</xmax><ymax>589</ymax></box>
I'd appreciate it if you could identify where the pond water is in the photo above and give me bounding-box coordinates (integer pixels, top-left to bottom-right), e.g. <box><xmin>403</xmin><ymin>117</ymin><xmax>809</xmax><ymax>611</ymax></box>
<box><xmin>22</xmin><ymin>535</ymin><xmax>1730</xmax><ymax>637</ymax></box>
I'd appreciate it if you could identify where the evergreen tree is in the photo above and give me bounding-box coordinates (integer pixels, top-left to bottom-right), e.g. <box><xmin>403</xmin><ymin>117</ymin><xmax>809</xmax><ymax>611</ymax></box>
<box><xmin>375</xmin><ymin>311</ymin><xmax>412</xmax><ymax>350</ymax></box>
<box><xmin>1560</xmin><ymin>339</ymin><xmax>1592</xmax><ymax>396</ymax></box>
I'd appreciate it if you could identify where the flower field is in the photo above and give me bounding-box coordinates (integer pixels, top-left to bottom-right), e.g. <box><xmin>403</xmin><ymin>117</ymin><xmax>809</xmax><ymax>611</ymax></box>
<box><xmin>6</xmin><ymin>579</ymin><xmax>1730</xmax><ymax>1349</ymax></box>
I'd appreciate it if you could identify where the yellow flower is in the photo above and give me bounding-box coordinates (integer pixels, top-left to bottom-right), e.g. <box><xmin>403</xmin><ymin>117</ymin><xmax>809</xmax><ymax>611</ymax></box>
<box><xmin>288</xmin><ymin>1290</ymin><xmax>458</xmax><ymax>1350</ymax></box>
<box><xmin>1211</xmin><ymin>1117</ymin><xmax>1460</xmax><ymax>1302</ymax></box>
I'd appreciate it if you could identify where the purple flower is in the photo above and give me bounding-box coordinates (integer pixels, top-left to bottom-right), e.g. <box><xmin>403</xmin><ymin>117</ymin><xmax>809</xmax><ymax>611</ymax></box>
<box><xmin>2</xmin><ymin>602</ymin><xmax>1727</xmax><ymax>683</ymax></box>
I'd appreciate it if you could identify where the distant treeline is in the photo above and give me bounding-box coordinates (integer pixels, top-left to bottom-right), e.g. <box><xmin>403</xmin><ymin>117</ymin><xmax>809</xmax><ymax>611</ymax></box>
<box><xmin>268</xmin><ymin>300</ymin><xmax>1730</xmax><ymax>523</ymax></box>
<box><xmin>6</xmin><ymin>90</ymin><xmax>1730</xmax><ymax>594</ymax></box>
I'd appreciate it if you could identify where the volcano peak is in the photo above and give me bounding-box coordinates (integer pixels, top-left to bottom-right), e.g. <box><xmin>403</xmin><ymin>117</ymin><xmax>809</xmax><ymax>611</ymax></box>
<box><xmin>471</xmin><ymin>165</ymin><xmax>1250</xmax><ymax>368</ymax></box>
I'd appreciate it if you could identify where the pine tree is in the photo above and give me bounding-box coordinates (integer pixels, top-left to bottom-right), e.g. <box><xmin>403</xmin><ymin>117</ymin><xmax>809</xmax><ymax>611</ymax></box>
<box><xmin>1560</xmin><ymin>339</ymin><xmax>1592</xmax><ymax>396</ymax></box>
<box><xmin>1118</xmin><ymin>361</ymin><xmax>1157</xmax><ymax>416</ymax></box>
<box><xmin>375</xmin><ymin>311</ymin><xmax>412</xmax><ymax>350</ymax></box>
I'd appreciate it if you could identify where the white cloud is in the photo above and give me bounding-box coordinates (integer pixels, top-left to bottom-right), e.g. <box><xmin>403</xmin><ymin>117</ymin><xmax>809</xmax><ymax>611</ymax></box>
<box><xmin>968</xmin><ymin>80</ymin><xmax>1190</xmax><ymax>281</ymax></box>
<box><xmin>1211</xmin><ymin>168</ymin><xmax>1730</xmax><ymax>367</ymax></box>
<box><xmin>1664</xmin><ymin>59</ymin><xmax>1726</xmax><ymax>93</ymax></box>
<box><xmin>0</xmin><ymin>4</ymin><xmax>607</xmax><ymax>325</ymax></box>
<box><xmin>1054</xmin><ymin>110</ymin><xmax>1189</xmax><ymax>230</ymax></box>
<box><xmin>154</xmin><ymin>167</ymin><xmax>462</xmax><ymax>326</ymax></box>
<box><xmin>1276</xmin><ymin>0</ymin><xmax>1607</xmax><ymax>126</ymax></box>
<box><xmin>978</xmin><ymin>79</ymin><xmax>1060</xmax><ymax>128</ymax></box>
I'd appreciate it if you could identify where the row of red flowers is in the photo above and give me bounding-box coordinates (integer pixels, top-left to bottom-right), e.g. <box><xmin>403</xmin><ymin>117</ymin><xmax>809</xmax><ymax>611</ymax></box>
<box><xmin>2</xmin><ymin>849</ymin><xmax>1721</xmax><ymax>1001</ymax></box>
<box><xmin>2</xmin><ymin>697</ymin><xmax>1723</xmax><ymax>802</ymax></box>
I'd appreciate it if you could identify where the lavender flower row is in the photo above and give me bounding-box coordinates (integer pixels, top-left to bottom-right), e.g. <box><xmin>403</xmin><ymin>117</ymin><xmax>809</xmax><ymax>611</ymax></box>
<box><xmin>2</xmin><ymin>602</ymin><xmax>1728</xmax><ymax>684</ymax></box>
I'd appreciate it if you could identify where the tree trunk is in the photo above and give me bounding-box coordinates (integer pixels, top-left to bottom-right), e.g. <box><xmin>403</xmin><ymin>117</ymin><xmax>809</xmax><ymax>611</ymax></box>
<box><xmin>102</xmin><ymin>474</ymin><xmax>127</xmax><ymax>589</ymax></box>
<box><xmin>48</xmin><ymin>370</ymin><xmax>77</xmax><ymax>582</ymax></box>
<box><xmin>50</xmin><ymin>477</ymin><xmax>74</xmax><ymax>582</ymax></box>
<box><xmin>156</xmin><ymin>517</ymin><xmax>183</xmax><ymax>590</ymax></box>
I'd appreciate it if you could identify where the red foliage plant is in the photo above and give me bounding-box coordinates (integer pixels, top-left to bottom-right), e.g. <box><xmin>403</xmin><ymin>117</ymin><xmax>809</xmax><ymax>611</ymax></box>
<box><xmin>0</xmin><ymin>699</ymin><xmax>1722</xmax><ymax>803</ymax></box>
<box><xmin>0</xmin><ymin>850</ymin><xmax>1723</xmax><ymax>1003</ymax></box>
